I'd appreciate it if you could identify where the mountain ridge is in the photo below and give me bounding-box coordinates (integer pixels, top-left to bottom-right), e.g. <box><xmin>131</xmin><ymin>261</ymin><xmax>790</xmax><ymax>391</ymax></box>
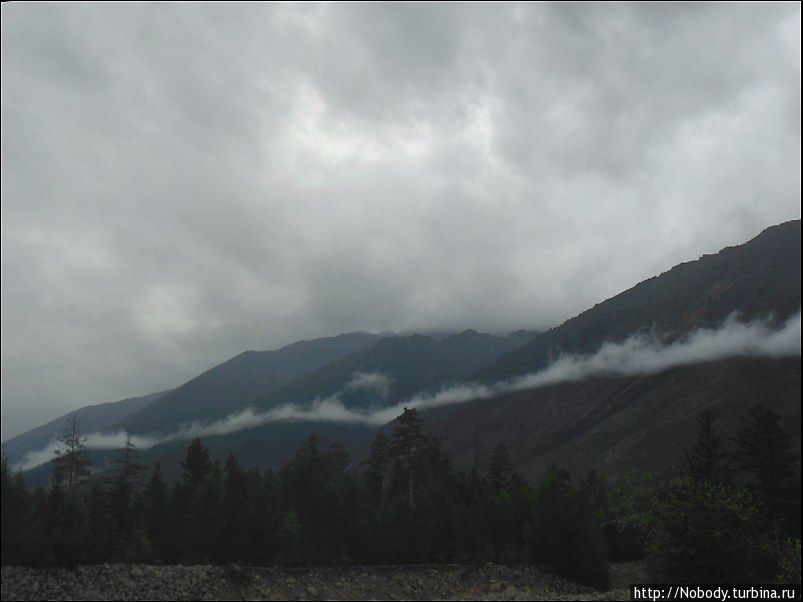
<box><xmin>114</xmin><ymin>331</ymin><xmax>383</xmax><ymax>435</ymax></box>
<box><xmin>2</xmin><ymin>332</ymin><xmax>383</xmax><ymax>465</ymax></box>
<box><xmin>1</xmin><ymin>391</ymin><xmax>167</xmax><ymax>466</ymax></box>
<box><xmin>476</xmin><ymin>219</ymin><xmax>801</xmax><ymax>383</ymax></box>
<box><xmin>253</xmin><ymin>328</ymin><xmax>540</xmax><ymax>412</ymax></box>
<box><xmin>6</xmin><ymin>219</ymin><xmax>800</xmax><ymax>484</ymax></box>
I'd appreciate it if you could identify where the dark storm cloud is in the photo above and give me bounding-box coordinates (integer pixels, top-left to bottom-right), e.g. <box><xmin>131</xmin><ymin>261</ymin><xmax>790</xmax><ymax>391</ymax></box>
<box><xmin>1</xmin><ymin>2</ymin><xmax>800</xmax><ymax>439</ymax></box>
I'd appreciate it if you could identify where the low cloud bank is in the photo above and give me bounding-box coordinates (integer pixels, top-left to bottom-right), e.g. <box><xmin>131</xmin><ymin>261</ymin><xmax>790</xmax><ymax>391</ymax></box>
<box><xmin>346</xmin><ymin>371</ymin><xmax>393</xmax><ymax>399</ymax></box>
<box><xmin>15</xmin><ymin>312</ymin><xmax>801</xmax><ymax>472</ymax></box>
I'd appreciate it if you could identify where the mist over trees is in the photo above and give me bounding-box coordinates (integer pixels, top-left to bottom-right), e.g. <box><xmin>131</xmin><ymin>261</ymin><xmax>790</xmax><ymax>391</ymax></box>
<box><xmin>1</xmin><ymin>406</ymin><xmax>800</xmax><ymax>588</ymax></box>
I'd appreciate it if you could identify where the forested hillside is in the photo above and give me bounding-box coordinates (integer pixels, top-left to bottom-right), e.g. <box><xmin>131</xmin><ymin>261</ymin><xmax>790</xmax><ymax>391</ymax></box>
<box><xmin>3</xmin><ymin>406</ymin><xmax>800</xmax><ymax>589</ymax></box>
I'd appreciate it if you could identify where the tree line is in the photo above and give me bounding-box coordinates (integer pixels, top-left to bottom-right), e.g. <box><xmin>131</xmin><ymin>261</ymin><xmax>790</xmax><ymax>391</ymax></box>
<box><xmin>1</xmin><ymin>404</ymin><xmax>800</xmax><ymax>588</ymax></box>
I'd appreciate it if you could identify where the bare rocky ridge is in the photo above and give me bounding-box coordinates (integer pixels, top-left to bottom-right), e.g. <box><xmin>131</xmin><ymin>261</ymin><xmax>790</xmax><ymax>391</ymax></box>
<box><xmin>1</xmin><ymin>562</ymin><xmax>641</xmax><ymax>601</ymax></box>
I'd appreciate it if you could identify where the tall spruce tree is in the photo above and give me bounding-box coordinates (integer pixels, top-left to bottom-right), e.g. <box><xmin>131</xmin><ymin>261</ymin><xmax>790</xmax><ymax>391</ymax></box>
<box><xmin>488</xmin><ymin>442</ymin><xmax>512</xmax><ymax>494</ymax></box>
<box><xmin>143</xmin><ymin>462</ymin><xmax>168</xmax><ymax>558</ymax></box>
<box><xmin>219</xmin><ymin>454</ymin><xmax>248</xmax><ymax>563</ymax></box>
<box><xmin>363</xmin><ymin>432</ymin><xmax>389</xmax><ymax>506</ymax></box>
<box><xmin>390</xmin><ymin>408</ymin><xmax>426</xmax><ymax>510</ymax></box>
<box><xmin>732</xmin><ymin>404</ymin><xmax>796</xmax><ymax>515</ymax></box>
<box><xmin>84</xmin><ymin>479</ymin><xmax>115</xmax><ymax>563</ymax></box>
<box><xmin>1</xmin><ymin>457</ymin><xmax>29</xmax><ymax>565</ymax></box>
<box><xmin>531</xmin><ymin>464</ymin><xmax>609</xmax><ymax>589</ymax></box>
<box><xmin>685</xmin><ymin>409</ymin><xmax>722</xmax><ymax>482</ymax></box>
<box><xmin>180</xmin><ymin>438</ymin><xmax>211</xmax><ymax>490</ymax></box>
<box><xmin>177</xmin><ymin>439</ymin><xmax>218</xmax><ymax>563</ymax></box>
<box><xmin>110</xmin><ymin>433</ymin><xmax>145</xmax><ymax>487</ymax></box>
<box><xmin>108</xmin><ymin>433</ymin><xmax>146</xmax><ymax>552</ymax></box>
<box><xmin>51</xmin><ymin>417</ymin><xmax>92</xmax><ymax>496</ymax></box>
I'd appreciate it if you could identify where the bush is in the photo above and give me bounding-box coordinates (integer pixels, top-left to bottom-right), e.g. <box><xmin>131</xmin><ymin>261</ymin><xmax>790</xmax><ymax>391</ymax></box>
<box><xmin>777</xmin><ymin>538</ymin><xmax>801</xmax><ymax>584</ymax></box>
<box><xmin>648</xmin><ymin>478</ymin><xmax>777</xmax><ymax>583</ymax></box>
<box><xmin>604</xmin><ymin>478</ymin><xmax>655</xmax><ymax>561</ymax></box>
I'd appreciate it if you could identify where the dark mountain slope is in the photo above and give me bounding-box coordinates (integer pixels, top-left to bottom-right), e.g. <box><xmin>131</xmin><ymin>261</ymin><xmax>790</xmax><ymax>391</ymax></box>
<box><xmin>256</xmin><ymin>329</ymin><xmax>540</xmax><ymax>411</ymax></box>
<box><xmin>116</xmin><ymin>331</ymin><xmax>381</xmax><ymax>435</ymax></box>
<box><xmin>1</xmin><ymin>391</ymin><xmax>167</xmax><ymax>467</ymax></box>
<box><xmin>12</xmin><ymin>329</ymin><xmax>537</xmax><ymax>478</ymax></box>
<box><xmin>479</xmin><ymin>220</ymin><xmax>801</xmax><ymax>383</ymax></box>
<box><xmin>424</xmin><ymin>220</ymin><xmax>801</xmax><ymax>480</ymax></box>
<box><xmin>425</xmin><ymin>356</ymin><xmax>800</xmax><ymax>481</ymax></box>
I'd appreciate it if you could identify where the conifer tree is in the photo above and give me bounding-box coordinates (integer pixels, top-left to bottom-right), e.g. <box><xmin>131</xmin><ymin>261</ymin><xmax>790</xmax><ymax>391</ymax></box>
<box><xmin>143</xmin><ymin>462</ymin><xmax>168</xmax><ymax>557</ymax></box>
<box><xmin>1</xmin><ymin>457</ymin><xmax>29</xmax><ymax>564</ymax></box>
<box><xmin>109</xmin><ymin>433</ymin><xmax>146</xmax><ymax>545</ymax></box>
<box><xmin>531</xmin><ymin>464</ymin><xmax>609</xmax><ymax>589</ymax></box>
<box><xmin>685</xmin><ymin>409</ymin><xmax>722</xmax><ymax>482</ymax></box>
<box><xmin>84</xmin><ymin>479</ymin><xmax>115</xmax><ymax>563</ymax></box>
<box><xmin>732</xmin><ymin>404</ymin><xmax>796</xmax><ymax>515</ymax></box>
<box><xmin>189</xmin><ymin>460</ymin><xmax>221</xmax><ymax>562</ymax></box>
<box><xmin>180</xmin><ymin>438</ymin><xmax>211</xmax><ymax>490</ymax></box>
<box><xmin>488</xmin><ymin>442</ymin><xmax>512</xmax><ymax>494</ymax></box>
<box><xmin>51</xmin><ymin>417</ymin><xmax>92</xmax><ymax>496</ymax></box>
<box><xmin>219</xmin><ymin>454</ymin><xmax>248</xmax><ymax>563</ymax></box>
<box><xmin>110</xmin><ymin>433</ymin><xmax>145</xmax><ymax>488</ymax></box>
<box><xmin>363</xmin><ymin>432</ymin><xmax>389</xmax><ymax>506</ymax></box>
<box><xmin>390</xmin><ymin>408</ymin><xmax>426</xmax><ymax>509</ymax></box>
<box><xmin>173</xmin><ymin>438</ymin><xmax>215</xmax><ymax>562</ymax></box>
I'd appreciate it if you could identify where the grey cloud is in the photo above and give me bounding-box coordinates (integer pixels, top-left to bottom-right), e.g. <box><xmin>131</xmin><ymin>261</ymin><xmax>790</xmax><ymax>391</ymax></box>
<box><xmin>346</xmin><ymin>371</ymin><xmax>393</xmax><ymax>400</ymax></box>
<box><xmin>2</xmin><ymin>3</ymin><xmax>800</xmax><ymax>439</ymax></box>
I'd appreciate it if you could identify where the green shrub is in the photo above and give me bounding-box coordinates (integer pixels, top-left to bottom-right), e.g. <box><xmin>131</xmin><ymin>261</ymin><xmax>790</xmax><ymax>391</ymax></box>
<box><xmin>777</xmin><ymin>538</ymin><xmax>801</xmax><ymax>584</ymax></box>
<box><xmin>648</xmin><ymin>478</ymin><xmax>776</xmax><ymax>583</ymax></box>
<box><xmin>604</xmin><ymin>477</ymin><xmax>655</xmax><ymax>561</ymax></box>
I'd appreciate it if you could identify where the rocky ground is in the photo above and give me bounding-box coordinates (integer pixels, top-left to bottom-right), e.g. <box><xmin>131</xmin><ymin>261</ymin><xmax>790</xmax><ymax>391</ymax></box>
<box><xmin>1</xmin><ymin>562</ymin><xmax>645</xmax><ymax>600</ymax></box>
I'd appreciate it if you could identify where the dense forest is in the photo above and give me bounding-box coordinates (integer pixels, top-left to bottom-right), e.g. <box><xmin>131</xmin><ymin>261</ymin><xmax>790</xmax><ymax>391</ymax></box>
<box><xmin>1</xmin><ymin>406</ymin><xmax>800</xmax><ymax>589</ymax></box>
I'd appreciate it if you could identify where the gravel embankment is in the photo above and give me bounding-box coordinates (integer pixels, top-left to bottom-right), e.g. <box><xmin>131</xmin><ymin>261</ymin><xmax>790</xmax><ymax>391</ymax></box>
<box><xmin>1</xmin><ymin>562</ymin><xmax>639</xmax><ymax>600</ymax></box>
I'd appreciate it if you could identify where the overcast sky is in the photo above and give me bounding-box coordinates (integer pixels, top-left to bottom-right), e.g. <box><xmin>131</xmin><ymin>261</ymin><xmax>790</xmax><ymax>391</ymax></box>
<box><xmin>1</xmin><ymin>3</ymin><xmax>800</xmax><ymax>440</ymax></box>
